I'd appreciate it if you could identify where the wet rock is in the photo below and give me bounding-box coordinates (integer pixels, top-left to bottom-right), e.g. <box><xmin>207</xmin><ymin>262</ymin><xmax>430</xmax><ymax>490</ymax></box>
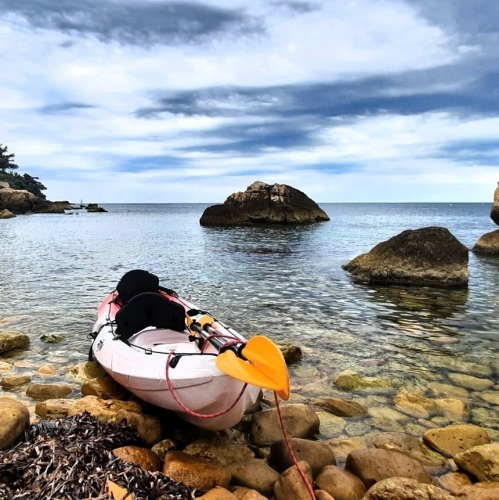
<box><xmin>200</xmin><ymin>181</ymin><xmax>330</xmax><ymax>226</ymax></box>
<box><xmin>40</xmin><ymin>334</ymin><xmax>66</xmax><ymax>343</ymax></box>
<box><xmin>278</xmin><ymin>342</ymin><xmax>303</xmax><ymax>365</ymax></box>
<box><xmin>229</xmin><ymin>458</ymin><xmax>280</xmax><ymax>496</ymax></box>
<box><xmin>163</xmin><ymin>450</ymin><xmax>231</xmax><ymax>491</ymax></box>
<box><xmin>0</xmin><ymin>397</ymin><xmax>30</xmax><ymax>450</ymax></box>
<box><xmin>26</xmin><ymin>383</ymin><xmax>73</xmax><ymax>400</ymax></box>
<box><xmin>67</xmin><ymin>361</ymin><xmax>106</xmax><ymax>383</ymax></box>
<box><xmin>31</xmin><ymin>200</ymin><xmax>73</xmax><ymax>214</ymax></box>
<box><xmin>342</xmin><ymin>227</ymin><xmax>469</xmax><ymax>287</ymax></box>
<box><xmin>198</xmin><ymin>487</ymin><xmax>237</xmax><ymax>499</ymax></box>
<box><xmin>362</xmin><ymin>477</ymin><xmax>455</xmax><ymax>500</ymax></box>
<box><xmin>436</xmin><ymin>472</ymin><xmax>473</xmax><ymax>495</ymax></box>
<box><xmin>394</xmin><ymin>391</ymin><xmax>438</xmax><ymax>419</ymax></box>
<box><xmin>479</xmin><ymin>392</ymin><xmax>499</xmax><ymax>406</ymax></box>
<box><xmin>0</xmin><ymin>361</ymin><xmax>13</xmax><ymax>372</ymax></box>
<box><xmin>315</xmin><ymin>465</ymin><xmax>367</xmax><ymax>500</ymax></box>
<box><xmin>345</xmin><ymin>449</ymin><xmax>434</xmax><ymax>488</ymax></box>
<box><xmin>367</xmin><ymin>406</ymin><xmax>411</xmax><ymax>431</ymax></box>
<box><xmin>113</xmin><ymin>445</ymin><xmax>161</xmax><ymax>472</ymax></box>
<box><xmin>0</xmin><ymin>331</ymin><xmax>30</xmax><ymax>353</ymax></box>
<box><xmin>231</xmin><ymin>486</ymin><xmax>268</xmax><ymax>499</ymax></box>
<box><xmin>183</xmin><ymin>437</ymin><xmax>255</xmax><ymax>467</ymax></box>
<box><xmin>115</xmin><ymin>409</ymin><xmax>163</xmax><ymax>447</ymax></box>
<box><xmin>37</xmin><ymin>364</ymin><xmax>56</xmax><ymax>375</ymax></box>
<box><xmin>86</xmin><ymin>203</ymin><xmax>108</xmax><ymax>212</ymax></box>
<box><xmin>81</xmin><ymin>376</ymin><xmax>129</xmax><ymax>400</ymax></box>
<box><xmin>270</xmin><ymin>437</ymin><xmax>337</xmax><ymax>476</ymax></box>
<box><xmin>454</xmin><ymin>443</ymin><xmax>499</xmax><ymax>482</ymax></box>
<box><xmin>68</xmin><ymin>395</ymin><xmax>142</xmax><ymax>422</ymax></box>
<box><xmin>427</xmin><ymin>382</ymin><xmax>470</xmax><ymax>399</ymax></box>
<box><xmin>0</xmin><ymin>375</ymin><xmax>31</xmax><ymax>388</ymax></box>
<box><xmin>327</xmin><ymin>438</ymin><xmax>368</xmax><ymax>464</ymax></box>
<box><xmin>447</xmin><ymin>373</ymin><xmax>494</xmax><ymax>391</ymax></box>
<box><xmin>151</xmin><ymin>438</ymin><xmax>176</xmax><ymax>461</ymax></box>
<box><xmin>314</xmin><ymin>397</ymin><xmax>368</xmax><ymax>417</ymax></box>
<box><xmin>35</xmin><ymin>398</ymin><xmax>76</xmax><ymax>419</ymax></box>
<box><xmin>0</xmin><ymin>209</ymin><xmax>15</xmax><ymax>219</ymax></box>
<box><xmin>317</xmin><ymin>410</ymin><xmax>348</xmax><ymax>438</ymax></box>
<box><xmin>423</xmin><ymin>424</ymin><xmax>490</xmax><ymax>458</ymax></box>
<box><xmin>274</xmin><ymin>460</ymin><xmax>314</xmax><ymax>500</ymax></box>
<box><xmin>250</xmin><ymin>404</ymin><xmax>320</xmax><ymax>446</ymax></box>
<box><xmin>472</xmin><ymin>229</ymin><xmax>499</xmax><ymax>255</ymax></box>
<box><xmin>334</xmin><ymin>370</ymin><xmax>392</xmax><ymax>390</ymax></box>
<box><xmin>435</xmin><ymin>398</ymin><xmax>467</xmax><ymax>421</ymax></box>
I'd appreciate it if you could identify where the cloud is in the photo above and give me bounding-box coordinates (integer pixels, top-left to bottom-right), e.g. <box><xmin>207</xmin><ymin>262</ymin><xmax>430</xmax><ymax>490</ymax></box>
<box><xmin>39</xmin><ymin>102</ymin><xmax>97</xmax><ymax>114</ymax></box>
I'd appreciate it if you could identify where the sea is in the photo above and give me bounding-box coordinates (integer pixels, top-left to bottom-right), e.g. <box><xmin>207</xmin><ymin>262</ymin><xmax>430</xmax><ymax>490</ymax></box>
<box><xmin>1</xmin><ymin>203</ymin><xmax>498</xmax><ymax>438</ymax></box>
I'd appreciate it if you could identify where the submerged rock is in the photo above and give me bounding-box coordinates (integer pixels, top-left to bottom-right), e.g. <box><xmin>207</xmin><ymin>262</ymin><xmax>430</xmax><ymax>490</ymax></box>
<box><xmin>342</xmin><ymin>226</ymin><xmax>469</xmax><ymax>287</ymax></box>
<box><xmin>200</xmin><ymin>181</ymin><xmax>329</xmax><ymax>226</ymax></box>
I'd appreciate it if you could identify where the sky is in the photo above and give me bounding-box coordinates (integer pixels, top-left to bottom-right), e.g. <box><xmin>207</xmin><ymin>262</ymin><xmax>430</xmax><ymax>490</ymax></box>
<box><xmin>1</xmin><ymin>0</ymin><xmax>498</xmax><ymax>203</ymax></box>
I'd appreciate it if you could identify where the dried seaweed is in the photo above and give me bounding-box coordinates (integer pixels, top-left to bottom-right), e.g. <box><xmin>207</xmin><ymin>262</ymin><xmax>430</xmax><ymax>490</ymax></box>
<box><xmin>0</xmin><ymin>412</ymin><xmax>198</xmax><ymax>499</ymax></box>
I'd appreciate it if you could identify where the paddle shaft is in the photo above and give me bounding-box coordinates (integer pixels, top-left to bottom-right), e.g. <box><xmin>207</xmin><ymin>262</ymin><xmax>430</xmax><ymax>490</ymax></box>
<box><xmin>189</xmin><ymin>322</ymin><xmax>243</xmax><ymax>355</ymax></box>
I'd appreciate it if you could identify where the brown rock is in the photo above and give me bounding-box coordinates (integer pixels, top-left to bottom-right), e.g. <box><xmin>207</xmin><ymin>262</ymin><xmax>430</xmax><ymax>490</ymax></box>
<box><xmin>456</xmin><ymin>482</ymin><xmax>499</xmax><ymax>500</ymax></box>
<box><xmin>0</xmin><ymin>397</ymin><xmax>30</xmax><ymax>450</ymax></box>
<box><xmin>200</xmin><ymin>182</ymin><xmax>330</xmax><ymax>226</ymax></box>
<box><xmin>198</xmin><ymin>487</ymin><xmax>237</xmax><ymax>499</ymax></box>
<box><xmin>491</xmin><ymin>182</ymin><xmax>499</xmax><ymax>226</ymax></box>
<box><xmin>274</xmin><ymin>460</ymin><xmax>314</xmax><ymax>500</ymax></box>
<box><xmin>0</xmin><ymin>209</ymin><xmax>15</xmax><ymax>219</ymax></box>
<box><xmin>0</xmin><ymin>187</ymin><xmax>42</xmax><ymax>214</ymax></box>
<box><xmin>231</xmin><ymin>486</ymin><xmax>268</xmax><ymax>500</ymax></box>
<box><xmin>315</xmin><ymin>465</ymin><xmax>367</xmax><ymax>500</ymax></box>
<box><xmin>163</xmin><ymin>450</ymin><xmax>231</xmax><ymax>492</ymax></box>
<box><xmin>81</xmin><ymin>376</ymin><xmax>129</xmax><ymax>400</ymax></box>
<box><xmin>472</xmin><ymin>230</ymin><xmax>499</xmax><ymax>255</ymax></box>
<box><xmin>26</xmin><ymin>384</ymin><xmax>72</xmax><ymax>400</ymax></box>
<box><xmin>436</xmin><ymin>472</ymin><xmax>473</xmax><ymax>495</ymax></box>
<box><xmin>0</xmin><ymin>375</ymin><xmax>31</xmax><ymax>388</ymax></box>
<box><xmin>151</xmin><ymin>438</ymin><xmax>176</xmax><ymax>461</ymax></box>
<box><xmin>342</xmin><ymin>226</ymin><xmax>469</xmax><ymax>287</ymax></box>
<box><xmin>183</xmin><ymin>437</ymin><xmax>255</xmax><ymax>467</ymax></box>
<box><xmin>229</xmin><ymin>458</ymin><xmax>280</xmax><ymax>496</ymax></box>
<box><xmin>314</xmin><ymin>397</ymin><xmax>368</xmax><ymax>417</ymax></box>
<box><xmin>362</xmin><ymin>477</ymin><xmax>455</xmax><ymax>500</ymax></box>
<box><xmin>328</xmin><ymin>438</ymin><xmax>367</xmax><ymax>464</ymax></box>
<box><xmin>67</xmin><ymin>361</ymin><xmax>106</xmax><ymax>383</ymax></box>
<box><xmin>35</xmin><ymin>398</ymin><xmax>76</xmax><ymax>419</ymax></box>
<box><xmin>113</xmin><ymin>445</ymin><xmax>160</xmax><ymax>472</ymax></box>
<box><xmin>345</xmin><ymin>449</ymin><xmax>434</xmax><ymax>489</ymax></box>
<box><xmin>454</xmin><ymin>443</ymin><xmax>499</xmax><ymax>482</ymax></box>
<box><xmin>115</xmin><ymin>409</ymin><xmax>163</xmax><ymax>447</ymax></box>
<box><xmin>423</xmin><ymin>424</ymin><xmax>490</xmax><ymax>458</ymax></box>
<box><xmin>315</xmin><ymin>491</ymin><xmax>336</xmax><ymax>500</ymax></box>
<box><xmin>0</xmin><ymin>331</ymin><xmax>30</xmax><ymax>353</ymax></box>
<box><xmin>270</xmin><ymin>437</ymin><xmax>337</xmax><ymax>476</ymax></box>
<box><xmin>37</xmin><ymin>364</ymin><xmax>56</xmax><ymax>375</ymax></box>
<box><xmin>68</xmin><ymin>395</ymin><xmax>142</xmax><ymax>422</ymax></box>
<box><xmin>278</xmin><ymin>342</ymin><xmax>303</xmax><ymax>365</ymax></box>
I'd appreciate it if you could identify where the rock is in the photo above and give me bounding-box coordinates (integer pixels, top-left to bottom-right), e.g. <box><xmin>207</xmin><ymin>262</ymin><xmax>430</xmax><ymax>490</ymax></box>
<box><xmin>0</xmin><ymin>181</ymin><xmax>9</xmax><ymax>189</ymax></box>
<box><xmin>37</xmin><ymin>364</ymin><xmax>56</xmax><ymax>375</ymax></box>
<box><xmin>422</xmin><ymin>424</ymin><xmax>490</xmax><ymax>458</ymax></box>
<box><xmin>345</xmin><ymin>449</ymin><xmax>434</xmax><ymax>488</ymax></box>
<box><xmin>229</xmin><ymin>458</ymin><xmax>280</xmax><ymax>496</ymax></box>
<box><xmin>26</xmin><ymin>384</ymin><xmax>73</xmax><ymax>400</ymax></box>
<box><xmin>0</xmin><ymin>331</ymin><xmax>30</xmax><ymax>353</ymax></box>
<box><xmin>0</xmin><ymin>397</ymin><xmax>30</xmax><ymax>450</ymax></box>
<box><xmin>31</xmin><ymin>201</ymin><xmax>72</xmax><ymax>214</ymax></box>
<box><xmin>490</xmin><ymin>182</ymin><xmax>499</xmax><ymax>226</ymax></box>
<box><xmin>274</xmin><ymin>460</ymin><xmax>314</xmax><ymax>500</ymax></box>
<box><xmin>0</xmin><ymin>209</ymin><xmax>15</xmax><ymax>218</ymax></box>
<box><xmin>328</xmin><ymin>438</ymin><xmax>368</xmax><ymax>464</ymax></box>
<box><xmin>67</xmin><ymin>361</ymin><xmax>106</xmax><ymax>383</ymax></box>
<box><xmin>86</xmin><ymin>203</ymin><xmax>108</xmax><ymax>212</ymax></box>
<box><xmin>112</xmin><ymin>445</ymin><xmax>161</xmax><ymax>472</ymax></box>
<box><xmin>334</xmin><ymin>370</ymin><xmax>392</xmax><ymax>390</ymax></box>
<box><xmin>472</xmin><ymin>230</ymin><xmax>499</xmax><ymax>254</ymax></box>
<box><xmin>314</xmin><ymin>397</ymin><xmax>368</xmax><ymax>417</ymax></box>
<box><xmin>456</xmin><ymin>482</ymin><xmax>499</xmax><ymax>500</ymax></box>
<box><xmin>342</xmin><ymin>226</ymin><xmax>469</xmax><ymax>287</ymax></box>
<box><xmin>317</xmin><ymin>410</ymin><xmax>348</xmax><ymax>438</ymax></box>
<box><xmin>454</xmin><ymin>442</ymin><xmax>499</xmax><ymax>482</ymax></box>
<box><xmin>315</xmin><ymin>465</ymin><xmax>367</xmax><ymax>500</ymax></box>
<box><xmin>0</xmin><ymin>375</ymin><xmax>31</xmax><ymax>388</ymax></box>
<box><xmin>394</xmin><ymin>391</ymin><xmax>438</xmax><ymax>419</ymax></box>
<box><xmin>163</xmin><ymin>450</ymin><xmax>231</xmax><ymax>492</ymax></box>
<box><xmin>198</xmin><ymin>487</ymin><xmax>237</xmax><ymax>499</ymax></box>
<box><xmin>434</xmin><ymin>398</ymin><xmax>467</xmax><ymax>421</ymax></box>
<box><xmin>436</xmin><ymin>472</ymin><xmax>473</xmax><ymax>495</ymax></box>
<box><xmin>151</xmin><ymin>438</ymin><xmax>176</xmax><ymax>461</ymax></box>
<box><xmin>81</xmin><ymin>376</ymin><xmax>129</xmax><ymax>400</ymax></box>
<box><xmin>0</xmin><ymin>361</ymin><xmax>13</xmax><ymax>372</ymax></box>
<box><xmin>183</xmin><ymin>437</ymin><xmax>255</xmax><ymax>467</ymax></box>
<box><xmin>231</xmin><ymin>486</ymin><xmax>268</xmax><ymax>500</ymax></box>
<box><xmin>270</xmin><ymin>437</ymin><xmax>337</xmax><ymax>476</ymax></box>
<box><xmin>315</xmin><ymin>491</ymin><xmax>336</xmax><ymax>500</ymax></box>
<box><xmin>250</xmin><ymin>404</ymin><xmax>320</xmax><ymax>446</ymax></box>
<box><xmin>115</xmin><ymin>409</ymin><xmax>163</xmax><ymax>447</ymax></box>
<box><xmin>447</xmin><ymin>373</ymin><xmax>494</xmax><ymax>391</ymax></box>
<box><xmin>0</xmin><ymin>187</ymin><xmax>42</xmax><ymax>214</ymax></box>
<box><xmin>362</xmin><ymin>477</ymin><xmax>455</xmax><ymax>500</ymax></box>
<box><xmin>40</xmin><ymin>334</ymin><xmax>66</xmax><ymax>343</ymax></box>
<box><xmin>68</xmin><ymin>395</ymin><xmax>142</xmax><ymax>422</ymax></box>
<box><xmin>35</xmin><ymin>398</ymin><xmax>76</xmax><ymax>419</ymax></box>
<box><xmin>278</xmin><ymin>342</ymin><xmax>303</xmax><ymax>365</ymax></box>
<box><xmin>200</xmin><ymin>181</ymin><xmax>330</xmax><ymax>226</ymax></box>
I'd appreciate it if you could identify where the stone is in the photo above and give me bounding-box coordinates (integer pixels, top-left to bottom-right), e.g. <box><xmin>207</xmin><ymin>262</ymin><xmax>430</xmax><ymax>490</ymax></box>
<box><xmin>250</xmin><ymin>404</ymin><xmax>320</xmax><ymax>446</ymax></box>
<box><xmin>112</xmin><ymin>445</ymin><xmax>161</xmax><ymax>472</ymax></box>
<box><xmin>327</xmin><ymin>438</ymin><xmax>367</xmax><ymax>464</ymax></box>
<box><xmin>86</xmin><ymin>203</ymin><xmax>108</xmax><ymax>212</ymax></box>
<box><xmin>0</xmin><ymin>397</ymin><xmax>30</xmax><ymax>450</ymax></box>
<box><xmin>362</xmin><ymin>477</ymin><xmax>455</xmax><ymax>500</ymax></box>
<box><xmin>81</xmin><ymin>376</ymin><xmax>129</xmax><ymax>400</ymax></box>
<box><xmin>0</xmin><ymin>187</ymin><xmax>42</xmax><ymax>214</ymax></box>
<box><xmin>472</xmin><ymin>229</ymin><xmax>499</xmax><ymax>254</ymax></box>
<box><xmin>334</xmin><ymin>370</ymin><xmax>392</xmax><ymax>390</ymax></box>
<box><xmin>447</xmin><ymin>372</ymin><xmax>494</xmax><ymax>391</ymax></box>
<box><xmin>35</xmin><ymin>398</ymin><xmax>75</xmax><ymax>419</ymax></box>
<box><xmin>342</xmin><ymin>226</ymin><xmax>469</xmax><ymax>287</ymax></box>
<box><xmin>231</xmin><ymin>487</ymin><xmax>268</xmax><ymax>500</ymax></box>
<box><xmin>394</xmin><ymin>391</ymin><xmax>438</xmax><ymax>419</ymax></box>
<box><xmin>163</xmin><ymin>451</ymin><xmax>231</xmax><ymax>492</ymax></box>
<box><xmin>422</xmin><ymin>424</ymin><xmax>490</xmax><ymax>458</ymax></box>
<box><xmin>229</xmin><ymin>458</ymin><xmax>280</xmax><ymax>496</ymax></box>
<box><xmin>454</xmin><ymin>443</ymin><xmax>499</xmax><ymax>482</ymax></box>
<box><xmin>427</xmin><ymin>382</ymin><xmax>470</xmax><ymax>399</ymax></box>
<box><xmin>0</xmin><ymin>331</ymin><xmax>30</xmax><ymax>353</ymax></box>
<box><xmin>183</xmin><ymin>438</ymin><xmax>255</xmax><ymax>467</ymax></box>
<box><xmin>37</xmin><ymin>364</ymin><xmax>56</xmax><ymax>375</ymax></box>
<box><xmin>436</xmin><ymin>472</ymin><xmax>473</xmax><ymax>495</ymax></box>
<box><xmin>314</xmin><ymin>397</ymin><xmax>367</xmax><ymax>417</ymax></box>
<box><xmin>0</xmin><ymin>209</ymin><xmax>15</xmax><ymax>219</ymax></box>
<box><xmin>278</xmin><ymin>342</ymin><xmax>302</xmax><ymax>365</ymax></box>
<box><xmin>345</xmin><ymin>449</ymin><xmax>434</xmax><ymax>488</ymax></box>
<box><xmin>151</xmin><ymin>438</ymin><xmax>176</xmax><ymax>461</ymax></box>
<box><xmin>68</xmin><ymin>395</ymin><xmax>142</xmax><ymax>422</ymax></box>
<box><xmin>274</xmin><ymin>460</ymin><xmax>314</xmax><ymax>500</ymax></box>
<box><xmin>198</xmin><ymin>487</ymin><xmax>237</xmax><ymax>499</ymax></box>
<box><xmin>270</xmin><ymin>437</ymin><xmax>337</xmax><ymax>476</ymax></box>
<box><xmin>315</xmin><ymin>465</ymin><xmax>367</xmax><ymax>500</ymax></box>
<box><xmin>26</xmin><ymin>384</ymin><xmax>73</xmax><ymax>400</ymax></box>
<box><xmin>316</xmin><ymin>411</ymin><xmax>348</xmax><ymax>438</ymax></box>
<box><xmin>30</xmin><ymin>201</ymin><xmax>73</xmax><ymax>214</ymax></box>
<box><xmin>315</xmin><ymin>491</ymin><xmax>336</xmax><ymax>500</ymax></box>
<box><xmin>115</xmin><ymin>409</ymin><xmax>163</xmax><ymax>447</ymax></box>
<box><xmin>0</xmin><ymin>375</ymin><xmax>31</xmax><ymax>388</ymax></box>
<box><xmin>67</xmin><ymin>361</ymin><xmax>106</xmax><ymax>383</ymax></box>
<box><xmin>456</xmin><ymin>482</ymin><xmax>499</xmax><ymax>500</ymax></box>
<box><xmin>434</xmin><ymin>398</ymin><xmax>467</xmax><ymax>421</ymax></box>
<box><xmin>200</xmin><ymin>181</ymin><xmax>330</xmax><ymax>226</ymax></box>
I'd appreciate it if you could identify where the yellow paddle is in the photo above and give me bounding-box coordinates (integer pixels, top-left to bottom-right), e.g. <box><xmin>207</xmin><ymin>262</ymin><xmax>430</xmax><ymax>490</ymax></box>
<box><xmin>186</xmin><ymin>312</ymin><xmax>290</xmax><ymax>400</ymax></box>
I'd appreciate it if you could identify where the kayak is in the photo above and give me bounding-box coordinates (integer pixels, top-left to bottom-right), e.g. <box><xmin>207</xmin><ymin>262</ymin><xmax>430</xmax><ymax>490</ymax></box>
<box><xmin>90</xmin><ymin>270</ymin><xmax>275</xmax><ymax>430</ymax></box>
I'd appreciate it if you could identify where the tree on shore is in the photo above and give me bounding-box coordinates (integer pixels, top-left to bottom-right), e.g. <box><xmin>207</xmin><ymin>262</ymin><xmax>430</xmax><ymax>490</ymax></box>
<box><xmin>0</xmin><ymin>143</ymin><xmax>47</xmax><ymax>199</ymax></box>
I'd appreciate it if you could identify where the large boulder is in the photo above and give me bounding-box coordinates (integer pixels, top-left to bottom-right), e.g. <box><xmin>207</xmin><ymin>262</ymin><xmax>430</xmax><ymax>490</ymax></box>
<box><xmin>342</xmin><ymin>227</ymin><xmax>469</xmax><ymax>287</ymax></box>
<box><xmin>491</xmin><ymin>182</ymin><xmax>499</xmax><ymax>226</ymax></box>
<box><xmin>0</xmin><ymin>187</ymin><xmax>43</xmax><ymax>214</ymax></box>
<box><xmin>200</xmin><ymin>181</ymin><xmax>329</xmax><ymax>226</ymax></box>
<box><xmin>0</xmin><ymin>398</ymin><xmax>30</xmax><ymax>450</ymax></box>
<box><xmin>471</xmin><ymin>229</ymin><xmax>499</xmax><ymax>255</ymax></box>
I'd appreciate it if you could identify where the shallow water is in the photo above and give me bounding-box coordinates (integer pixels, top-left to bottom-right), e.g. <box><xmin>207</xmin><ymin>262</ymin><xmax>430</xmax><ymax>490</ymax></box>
<box><xmin>1</xmin><ymin>203</ymin><xmax>498</xmax><ymax>438</ymax></box>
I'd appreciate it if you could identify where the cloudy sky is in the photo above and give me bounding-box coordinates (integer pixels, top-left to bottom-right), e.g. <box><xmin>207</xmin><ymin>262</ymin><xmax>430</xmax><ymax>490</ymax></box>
<box><xmin>1</xmin><ymin>0</ymin><xmax>498</xmax><ymax>203</ymax></box>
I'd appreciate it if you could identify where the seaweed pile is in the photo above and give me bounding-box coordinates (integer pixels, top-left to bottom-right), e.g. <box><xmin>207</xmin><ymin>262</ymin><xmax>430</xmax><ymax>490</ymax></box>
<box><xmin>0</xmin><ymin>412</ymin><xmax>197</xmax><ymax>499</ymax></box>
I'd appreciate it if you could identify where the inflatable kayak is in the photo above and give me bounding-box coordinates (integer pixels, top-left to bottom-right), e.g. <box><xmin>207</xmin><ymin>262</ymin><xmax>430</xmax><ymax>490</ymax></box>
<box><xmin>90</xmin><ymin>270</ymin><xmax>289</xmax><ymax>430</ymax></box>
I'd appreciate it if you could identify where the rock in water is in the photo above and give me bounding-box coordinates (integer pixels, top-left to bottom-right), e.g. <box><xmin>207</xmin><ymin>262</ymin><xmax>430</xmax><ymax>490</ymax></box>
<box><xmin>491</xmin><ymin>182</ymin><xmax>499</xmax><ymax>226</ymax></box>
<box><xmin>200</xmin><ymin>181</ymin><xmax>329</xmax><ymax>226</ymax></box>
<box><xmin>342</xmin><ymin>226</ymin><xmax>469</xmax><ymax>287</ymax></box>
<box><xmin>471</xmin><ymin>229</ymin><xmax>499</xmax><ymax>255</ymax></box>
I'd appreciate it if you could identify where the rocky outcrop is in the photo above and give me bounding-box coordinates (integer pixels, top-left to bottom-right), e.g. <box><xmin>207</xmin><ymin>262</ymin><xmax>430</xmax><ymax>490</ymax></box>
<box><xmin>342</xmin><ymin>227</ymin><xmax>469</xmax><ymax>287</ymax></box>
<box><xmin>31</xmin><ymin>200</ymin><xmax>73</xmax><ymax>214</ymax></box>
<box><xmin>491</xmin><ymin>182</ymin><xmax>499</xmax><ymax>225</ymax></box>
<box><xmin>200</xmin><ymin>181</ymin><xmax>329</xmax><ymax>226</ymax></box>
<box><xmin>471</xmin><ymin>229</ymin><xmax>499</xmax><ymax>255</ymax></box>
<box><xmin>86</xmin><ymin>203</ymin><xmax>108</xmax><ymax>213</ymax></box>
<box><xmin>0</xmin><ymin>187</ymin><xmax>42</xmax><ymax>214</ymax></box>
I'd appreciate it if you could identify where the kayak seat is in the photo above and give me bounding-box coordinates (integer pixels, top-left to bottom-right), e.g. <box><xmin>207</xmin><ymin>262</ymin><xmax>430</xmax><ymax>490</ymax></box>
<box><xmin>116</xmin><ymin>269</ymin><xmax>159</xmax><ymax>304</ymax></box>
<box><xmin>115</xmin><ymin>292</ymin><xmax>186</xmax><ymax>341</ymax></box>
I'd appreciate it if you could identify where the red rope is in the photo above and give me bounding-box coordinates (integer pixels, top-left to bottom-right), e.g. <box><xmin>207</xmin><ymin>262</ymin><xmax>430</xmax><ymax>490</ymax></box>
<box><xmin>165</xmin><ymin>351</ymin><xmax>248</xmax><ymax>419</ymax></box>
<box><xmin>274</xmin><ymin>392</ymin><xmax>316</xmax><ymax>499</ymax></box>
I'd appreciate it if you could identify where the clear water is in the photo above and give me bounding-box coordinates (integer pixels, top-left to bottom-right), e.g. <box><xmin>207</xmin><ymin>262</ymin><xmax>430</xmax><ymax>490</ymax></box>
<box><xmin>1</xmin><ymin>203</ymin><xmax>498</xmax><ymax>437</ymax></box>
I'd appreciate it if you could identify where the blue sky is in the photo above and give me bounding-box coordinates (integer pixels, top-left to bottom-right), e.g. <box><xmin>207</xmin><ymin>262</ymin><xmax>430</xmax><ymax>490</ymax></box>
<box><xmin>1</xmin><ymin>0</ymin><xmax>498</xmax><ymax>203</ymax></box>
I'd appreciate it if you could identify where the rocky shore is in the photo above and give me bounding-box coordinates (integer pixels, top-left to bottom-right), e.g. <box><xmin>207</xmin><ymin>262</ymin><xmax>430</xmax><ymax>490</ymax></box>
<box><xmin>1</xmin><ymin>330</ymin><xmax>499</xmax><ymax>500</ymax></box>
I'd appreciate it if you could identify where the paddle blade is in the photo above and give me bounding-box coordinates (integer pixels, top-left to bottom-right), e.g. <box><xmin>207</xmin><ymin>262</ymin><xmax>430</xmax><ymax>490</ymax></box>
<box><xmin>215</xmin><ymin>336</ymin><xmax>290</xmax><ymax>400</ymax></box>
